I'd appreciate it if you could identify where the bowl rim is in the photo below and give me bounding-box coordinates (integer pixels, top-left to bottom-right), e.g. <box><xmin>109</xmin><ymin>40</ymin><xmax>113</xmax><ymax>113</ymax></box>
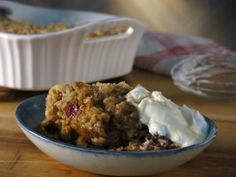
<box><xmin>15</xmin><ymin>94</ymin><xmax>217</xmax><ymax>157</ymax></box>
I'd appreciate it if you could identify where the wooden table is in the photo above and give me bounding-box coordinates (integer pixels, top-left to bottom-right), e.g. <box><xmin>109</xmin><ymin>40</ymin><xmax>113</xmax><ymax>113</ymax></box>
<box><xmin>0</xmin><ymin>69</ymin><xmax>235</xmax><ymax>177</ymax></box>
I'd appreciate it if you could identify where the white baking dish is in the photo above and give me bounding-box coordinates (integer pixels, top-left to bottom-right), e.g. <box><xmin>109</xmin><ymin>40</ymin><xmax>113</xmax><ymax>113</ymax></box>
<box><xmin>0</xmin><ymin>1</ymin><xmax>146</xmax><ymax>90</ymax></box>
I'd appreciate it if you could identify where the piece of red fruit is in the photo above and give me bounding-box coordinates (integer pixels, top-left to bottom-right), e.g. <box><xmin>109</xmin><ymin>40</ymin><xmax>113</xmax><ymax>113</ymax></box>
<box><xmin>64</xmin><ymin>101</ymin><xmax>79</xmax><ymax>117</ymax></box>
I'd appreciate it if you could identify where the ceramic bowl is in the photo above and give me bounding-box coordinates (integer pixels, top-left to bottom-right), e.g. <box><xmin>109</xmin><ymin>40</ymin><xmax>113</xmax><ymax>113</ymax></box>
<box><xmin>0</xmin><ymin>1</ymin><xmax>146</xmax><ymax>90</ymax></box>
<box><xmin>15</xmin><ymin>94</ymin><xmax>217</xmax><ymax>176</ymax></box>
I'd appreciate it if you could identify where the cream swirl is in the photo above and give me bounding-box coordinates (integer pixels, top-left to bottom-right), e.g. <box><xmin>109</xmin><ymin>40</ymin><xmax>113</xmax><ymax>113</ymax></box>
<box><xmin>126</xmin><ymin>86</ymin><xmax>209</xmax><ymax>147</ymax></box>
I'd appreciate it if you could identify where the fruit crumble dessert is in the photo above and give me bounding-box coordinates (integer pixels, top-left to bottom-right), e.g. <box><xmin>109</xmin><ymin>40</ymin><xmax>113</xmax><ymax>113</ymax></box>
<box><xmin>40</xmin><ymin>82</ymin><xmax>208</xmax><ymax>151</ymax></box>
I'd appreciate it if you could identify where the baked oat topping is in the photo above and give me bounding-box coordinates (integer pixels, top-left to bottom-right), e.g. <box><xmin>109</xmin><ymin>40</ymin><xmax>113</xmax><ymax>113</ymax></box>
<box><xmin>40</xmin><ymin>82</ymin><xmax>178</xmax><ymax>151</ymax></box>
<box><xmin>84</xmin><ymin>26</ymin><xmax>127</xmax><ymax>39</ymax></box>
<box><xmin>0</xmin><ymin>17</ymin><xmax>69</xmax><ymax>34</ymax></box>
<box><xmin>0</xmin><ymin>17</ymin><xmax>128</xmax><ymax>37</ymax></box>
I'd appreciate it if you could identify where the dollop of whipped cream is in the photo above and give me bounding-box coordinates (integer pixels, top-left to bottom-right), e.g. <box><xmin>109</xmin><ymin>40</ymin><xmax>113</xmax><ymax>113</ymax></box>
<box><xmin>126</xmin><ymin>86</ymin><xmax>209</xmax><ymax>147</ymax></box>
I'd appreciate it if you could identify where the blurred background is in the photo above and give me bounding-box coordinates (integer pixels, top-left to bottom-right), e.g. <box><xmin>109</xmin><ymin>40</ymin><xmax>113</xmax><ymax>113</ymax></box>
<box><xmin>8</xmin><ymin>0</ymin><xmax>236</xmax><ymax>50</ymax></box>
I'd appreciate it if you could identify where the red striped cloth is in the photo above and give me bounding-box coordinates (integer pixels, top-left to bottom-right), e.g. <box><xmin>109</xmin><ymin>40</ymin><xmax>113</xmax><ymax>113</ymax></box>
<box><xmin>135</xmin><ymin>32</ymin><xmax>236</xmax><ymax>75</ymax></box>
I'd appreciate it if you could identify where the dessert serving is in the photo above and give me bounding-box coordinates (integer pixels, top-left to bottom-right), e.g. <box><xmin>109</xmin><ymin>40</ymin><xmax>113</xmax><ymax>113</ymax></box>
<box><xmin>40</xmin><ymin>82</ymin><xmax>209</xmax><ymax>151</ymax></box>
<box><xmin>15</xmin><ymin>81</ymin><xmax>217</xmax><ymax>175</ymax></box>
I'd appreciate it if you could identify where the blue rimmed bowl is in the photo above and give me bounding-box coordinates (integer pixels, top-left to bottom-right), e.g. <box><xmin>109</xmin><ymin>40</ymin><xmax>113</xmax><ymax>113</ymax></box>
<box><xmin>15</xmin><ymin>94</ymin><xmax>217</xmax><ymax>176</ymax></box>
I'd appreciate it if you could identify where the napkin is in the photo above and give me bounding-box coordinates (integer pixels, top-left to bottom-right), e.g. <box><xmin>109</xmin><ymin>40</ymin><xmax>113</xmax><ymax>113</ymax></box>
<box><xmin>135</xmin><ymin>32</ymin><xmax>236</xmax><ymax>75</ymax></box>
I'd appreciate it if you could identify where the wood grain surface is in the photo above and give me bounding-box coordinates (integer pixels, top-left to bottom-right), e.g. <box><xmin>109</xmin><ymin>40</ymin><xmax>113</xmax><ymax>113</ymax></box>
<box><xmin>0</xmin><ymin>69</ymin><xmax>236</xmax><ymax>177</ymax></box>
